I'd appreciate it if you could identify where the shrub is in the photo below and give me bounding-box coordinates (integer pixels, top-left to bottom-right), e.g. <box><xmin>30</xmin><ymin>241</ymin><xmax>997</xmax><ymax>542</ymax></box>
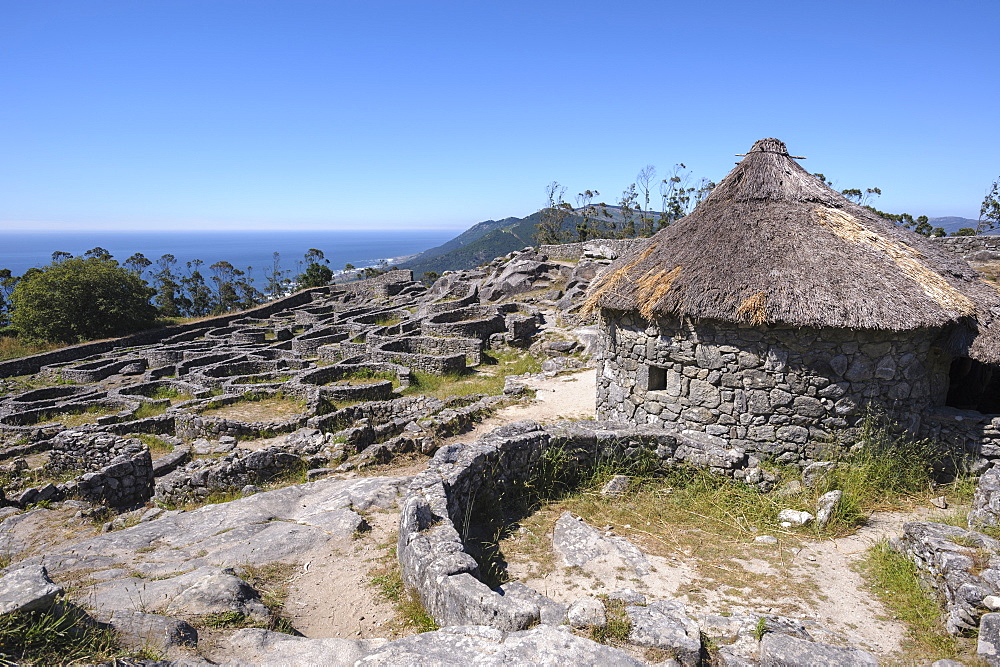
<box><xmin>10</xmin><ymin>256</ymin><xmax>157</xmax><ymax>343</ymax></box>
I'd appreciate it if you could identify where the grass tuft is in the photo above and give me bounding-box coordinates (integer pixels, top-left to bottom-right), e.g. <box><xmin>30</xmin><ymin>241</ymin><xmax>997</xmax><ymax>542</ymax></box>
<box><xmin>369</xmin><ymin>546</ymin><xmax>438</xmax><ymax>633</ymax></box>
<box><xmin>815</xmin><ymin>412</ymin><xmax>941</xmax><ymax>531</ymax></box>
<box><xmin>589</xmin><ymin>596</ymin><xmax>632</xmax><ymax>645</ymax></box>
<box><xmin>0</xmin><ymin>603</ymin><xmax>123</xmax><ymax>664</ymax></box>
<box><xmin>860</xmin><ymin>541</ymin><xmax>962</xmax><ymax>660</ymax></box>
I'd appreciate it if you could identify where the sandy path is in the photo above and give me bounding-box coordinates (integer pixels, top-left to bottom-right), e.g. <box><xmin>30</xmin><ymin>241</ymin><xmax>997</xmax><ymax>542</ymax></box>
<box><xmin>284</xmin><ymin>510</ymin><xmax>402</xmax><ymax>639</ymax></box>
<box><xmin>439</xmin><ymin>369</ymin><xmax>596</xmax><ymax>448</ymax></box>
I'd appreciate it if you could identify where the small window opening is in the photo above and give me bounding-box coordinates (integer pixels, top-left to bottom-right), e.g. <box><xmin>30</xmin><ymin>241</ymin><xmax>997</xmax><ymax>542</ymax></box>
<box><xmin>946</xmin><ymin>357</ymin><xmax>999</xmax><ymax>412</ymax></box>
<box><xmin>647</xmin><ymin>365</ymin><xmax>667</xmax><ymax>391</ymax></box>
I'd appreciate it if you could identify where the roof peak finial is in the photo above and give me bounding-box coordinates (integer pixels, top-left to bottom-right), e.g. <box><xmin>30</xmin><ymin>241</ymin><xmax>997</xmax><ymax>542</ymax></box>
<box><xmin>735</xmin><ymin>138</ymin><xmax>805</xmax><ymax>159</ymax></box>
<box><xmin>750</xmin><ymin>138</ymin><xmax>788</xmax><ymax>154</ymax></box>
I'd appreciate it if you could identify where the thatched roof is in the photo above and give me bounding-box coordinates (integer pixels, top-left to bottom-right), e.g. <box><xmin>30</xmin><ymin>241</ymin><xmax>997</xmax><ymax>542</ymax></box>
<box><xmin>588</xmin><ymin>138</ymin><xmax>1000</xmax><ymax>362</ymax></box>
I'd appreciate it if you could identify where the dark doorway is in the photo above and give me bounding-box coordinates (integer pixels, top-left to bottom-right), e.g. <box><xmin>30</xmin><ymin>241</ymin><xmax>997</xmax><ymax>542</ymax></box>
<box><xmin>946</xmin><ymin>357</ymin><xmax>1000</xmax><ymax>412</ymax></box>
<box><xmin>647</xmin><ymin>365</ymin><xmax>667</xmax><ymax>391</ymax></box>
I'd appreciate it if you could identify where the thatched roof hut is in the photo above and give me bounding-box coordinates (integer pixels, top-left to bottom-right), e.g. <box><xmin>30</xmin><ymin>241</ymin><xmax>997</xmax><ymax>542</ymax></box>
<box><xmin>590</xmin><ymin>138</ymin><xmax>1000</xmax><ymax>463</ymax></box>
<box><xmin>587</xmin><ymin>137</ymin><xmax>1000</xmax><ymax>363</ymax></box>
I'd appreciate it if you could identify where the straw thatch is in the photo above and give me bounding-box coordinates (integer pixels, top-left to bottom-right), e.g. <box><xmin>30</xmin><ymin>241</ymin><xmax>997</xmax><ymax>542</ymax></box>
<box><xmin>588</xmin><ymin>138</ymin><xmax>1000</xmax><ymax>362</ymax></box>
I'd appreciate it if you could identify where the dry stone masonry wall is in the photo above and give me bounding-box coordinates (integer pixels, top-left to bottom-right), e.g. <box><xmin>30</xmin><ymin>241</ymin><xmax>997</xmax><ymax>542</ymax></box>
<box><xmin>597</xmin><ymin>312</ymin><xmax>951</xmax><ymax>464</ymax></box>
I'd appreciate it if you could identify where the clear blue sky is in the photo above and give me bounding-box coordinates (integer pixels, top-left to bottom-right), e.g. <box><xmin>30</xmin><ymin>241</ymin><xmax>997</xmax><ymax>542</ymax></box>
<box><xmin>1</xmin><ymin>0</ymin><xmax>997</xmax><ymax>232</ymax></box>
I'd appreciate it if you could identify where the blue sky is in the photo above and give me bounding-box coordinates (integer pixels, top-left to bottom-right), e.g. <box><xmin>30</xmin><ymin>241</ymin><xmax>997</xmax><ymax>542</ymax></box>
<box><xmin>1</xmin><ymin>0</ymin><xmax>998</xmax><ymax>232</ymax></box>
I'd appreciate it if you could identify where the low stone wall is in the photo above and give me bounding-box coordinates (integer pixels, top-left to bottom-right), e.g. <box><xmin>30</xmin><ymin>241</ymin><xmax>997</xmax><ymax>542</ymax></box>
<box><xmin>930</xmin><ymin>235</ymin><xmax>1000</xmax><ymax>259</ymax></box>
<box><xmin>370</xmin><ymin>339</ymin><xmax>466</xmax><ymax>375</ymax></box>
<box><xmin>308</xmin><ymin>395</ymin><xmax>442</xmax><ymax>433</ymax></box>
<box><xmin>502</xmin><ymin>313</ymin><xmax>540</xmax><ymax>345</ymax></box>
<box><xmin>0</xmin><ymin>287</ymin><xmax>330</xmax><ymax>379</ymax></box>
<box><xmin>70</xmin><ymin>444</ymin><xmax>154</xmax><ymax>508</ymax></box>
<box><xmin>0</xmin><ymin>386</ymin><xmax>98</xmax><ymax>416</ymax></box>
<box><xmin>0</xmin><ymin>397</ymin><xmax>138</xmax><ymax>429</ymax></box>
<box><xmin>173</xmin><ymin>410</ymin><xmax>311</xmax><ymax>441</ymax></box>
<box><xmin>398</xmin><ymin>420</ymin><xmax>771</xmax><ymax>631</ymax></box>
<box><xmin>539</xmin><ymin>238</ymin><xmax>643</xmax><ymax>261</ymax></box>
<box><xmin>371</xmin><ymin>334</ymin><xmax>483</xmax><ymax>366</ymax></box>
<box><xmin>47</xmin><ymin>431</ymin><xmax>148</xmax><ymax>473</ymax></box>
<box><xmin>421</xmin><ymin>306</ymin><xmax>506</xmax><ymax>342</ymax></box>
<box><xmin>920</xmin><ymin>409</ymin><xmax>1000</xmax><ymax>473</ymax></box>
<box><xmin>11</xmin><ymin>433</ymin><xmax>155</xmax><ymax>509</ymax></box>
<box><xmin>43</xmin><ymin>357</ymin><xmax>148</xmax><ymax>384</ymax></box>
<box><xmin>892</xmin><ymin>521</ymin><xmax>1000</xmax><ymax>635</ymax></box>
<box><xmin>290</xmin><ymin>329</ymin><xmax>352</xmax><ymax>357</ymax></box>
<box><xmin>418</xmin><ymin>288</ymin><xmax>480</xmax><ymax>318</ymax></box>
<box><xmin>154</xmin><ymin>446</ymin><xmax>303</xmax><ymax>505</ymax></box>
<box><xmin>340</xmin><ymin>269</ymin><xmax>415</xmax><ymax>299</ymax></box>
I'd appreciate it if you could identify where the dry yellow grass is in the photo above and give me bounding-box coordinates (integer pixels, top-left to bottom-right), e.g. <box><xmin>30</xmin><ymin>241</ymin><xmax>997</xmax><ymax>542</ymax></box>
<box><xmin>813</xmin><ymin>206</ymin><xmax>975</xmax><ymax>315</ymax></box>
<box><xmin>637</xmin><ymin>266</ymin><xmax>682</xmax><ymax>320</ymax></box>
<box><xmin>735</xmin><ymin>292</ymin><xmax>768</xmax><ymax>325</ymax></box>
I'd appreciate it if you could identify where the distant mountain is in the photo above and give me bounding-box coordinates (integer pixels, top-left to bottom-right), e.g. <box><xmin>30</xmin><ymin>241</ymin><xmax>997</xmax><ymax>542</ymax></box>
<box><xmin>402</xmin><ymin>206</ymin><xmax>666</xmax><ymax>279</ymax></box>
<box><xmin>928</xmin><ymin>217</ymin><xmax>980</xmax><ymax>235</ymax></box>
<box><xmin>403</xmin><ymin>210</ymin><xmax>586</xmax><ymax>278</ymax></box>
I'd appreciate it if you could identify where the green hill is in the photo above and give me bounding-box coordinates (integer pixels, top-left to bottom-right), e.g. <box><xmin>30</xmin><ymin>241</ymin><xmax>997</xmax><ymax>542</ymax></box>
<box><xmin>403</xmin><ymin>211</ymin><xmax>587</xmax><ymax>279</ymax></box>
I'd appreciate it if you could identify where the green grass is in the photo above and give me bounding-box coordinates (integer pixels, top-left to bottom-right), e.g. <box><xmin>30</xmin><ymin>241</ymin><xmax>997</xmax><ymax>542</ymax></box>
<box><xmin>198</xmin><ymin>610</ymin><xmax>297</xmax><ymax>635</ymax></box>
<box><xmin>238</xmin><ymin>374</ymin><xmax>292</xmax><ymax>384</ymax></box>
<box><xmin>369</xmin><ymin>547</ymin><xmax>438</xmax><ymax>633</ymax></box>
<box><xmin>401</xmin><ymin>347</ymin><xmax>541</xmax><ymax>399</ymax></box>
<box><xmin>589</xmin><ymin>596</ymin><xmax>632</xmax><ymax>645</ymax></box>
<box><xmin>133</xmin><ymin>402</ymin><xmax>167</xmax><ymax>419</ymax></box>
<box><xmin>0</xmin><ymin>336</ymin><xmax>64</xmax><ymax>361</ymax></box>
<box><xmin>861</xmin><ymin>541</ymin><xmax>965</xmax><ymax>661</ymax></box>
<box><xmin>753</xmin><ymin>616</ymin><xmax>768</xmax><ymax>640</ymax></box>
<box><xmin>163</xmin><ymin>488</ymin><xmax>243</xmax><ymax>510</ymax></box>
<box><xmin>133</xmin><ymin>433</ymin><xmax>174</xmax><ymax>456</ymax></box>
<box><xmin>36</xmin><ymin>404</ymin><xmax>118</xmax><ymax>427</ymax></box>
<box><xmin>198</xmin><ymin>393</ymin><xmax>306</xmax><ymax>421</ymax></box>
<box><xmin>149</xmin><ymin>386</ymin><xmax>194</xmax><ymax>402</ymax></box>
<box><xmin>809</xmin><ymin>410</ymin><xmax>949</xmax><ymax>533</ymax></box>
<box><xmin>325</xmin><ymin>368</ymin><xmax>398</xmax><ymax>387</ymax></box>
<box><xmin>0</xmin><ymin>603</ymin><xmax>129</xmax><ymax>664</ymax></box>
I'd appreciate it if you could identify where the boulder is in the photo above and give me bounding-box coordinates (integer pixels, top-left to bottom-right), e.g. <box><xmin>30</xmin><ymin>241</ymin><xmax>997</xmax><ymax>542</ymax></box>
<box><xmin>626</xmin><ymin>600</ymin><xmax>701</xmax><ymax>666</ymax></box>
<box><xmin>567</xmin><ymin>596</ymin><xmax>606</xmax><ymax>628</ymax></box>
<box><xmin>980</xmin><ymin>612</ymin><xmax>1000</xmax><ymax>665</ymax></box>
<box><xmin>553</xmin><ymin>512</ymin><xmax>650</xmax><ymax>576</ymax></box>
<box><xmin>802</xmin><ymin>461</ymin><xmax>836</xmax><ymax>488</ymax></box>
<box><xmin>600</xmin><ymin>475</ymin><xmax>630</xmax><ymax>497</ymax></box>
<box><xmin>224</xmin><ymin>628</ymin><xmax>385</xmax><ymax>665</ymax></box>
<box><xmin>495</xmin><ymin>582</ymin><xmax>566</xmax><ymax>626</ymax></box>
<box><xmin>0</xmin><ymin>565</ymin><xmax>63</xmax><ymax>614</ymax></box>
<box><xmin>356</xmin><ymin>625</ymin><xmax>643</xmax><ymax>665</ymax></box>
<box><xmin>758</xmin><ymin>631</ymin><xmax>878</xmax><ymax>666</ymax></box>
<box><xmin>108</xmin><ymin>610</ymin><xmax>198</xmax><ymax>653</ymax></box>
<box><xmin>164</xmin><ymin>571</ymin><xmax>270</xmax><ymax>621</ymax></box>
<box><xmin>815</xmin><ymin>490</ymin><xmax>842</xmax><ymax>529</ymax></box>
<box><xmin>777</xmin><ymin>509</ymin><xmax>814</xmax><ymax>527</ymax></box>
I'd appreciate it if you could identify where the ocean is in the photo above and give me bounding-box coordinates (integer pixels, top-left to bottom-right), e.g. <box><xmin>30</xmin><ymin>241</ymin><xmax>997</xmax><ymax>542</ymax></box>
<box><xmin>0</xmin><ymin>229</ymin><xmax>456</xmax><ymax>283</ymax></box>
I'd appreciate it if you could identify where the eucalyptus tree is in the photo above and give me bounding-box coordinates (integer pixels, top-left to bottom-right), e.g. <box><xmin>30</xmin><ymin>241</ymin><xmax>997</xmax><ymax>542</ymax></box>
<box><xmin>979</xmin><ymin>177</ymin><xmax>1000</xmax><ymax>234</ymax></box>
<box><xmin>535</xmin><ymin>182</ymin><xmax>573</xmax><ymax>244</ymax></box>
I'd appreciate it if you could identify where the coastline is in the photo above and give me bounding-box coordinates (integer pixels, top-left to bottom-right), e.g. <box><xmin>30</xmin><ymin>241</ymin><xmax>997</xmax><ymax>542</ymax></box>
<box><xmin>0</xmin><ymin>230</ymin><xmax>448</xmax><ymax>282</ymax></box>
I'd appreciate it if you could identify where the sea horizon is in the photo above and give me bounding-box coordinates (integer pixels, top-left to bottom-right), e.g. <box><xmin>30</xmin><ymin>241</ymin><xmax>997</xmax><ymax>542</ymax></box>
<box><xmin>0</xmin><ymin>228</ymin><xmax>456</xmax><ymax>283</ymax></box>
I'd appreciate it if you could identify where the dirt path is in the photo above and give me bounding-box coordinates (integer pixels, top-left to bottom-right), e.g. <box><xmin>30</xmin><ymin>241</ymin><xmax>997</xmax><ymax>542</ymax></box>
<box><xmin>284</xmin><ymin>510</ymin><xmax>402</xmax><ymax>639</ymax></box>
<box><xmin>439</xmin><ymin>368</ymin><xmax>596</xmax><ymax>448</ymax></box>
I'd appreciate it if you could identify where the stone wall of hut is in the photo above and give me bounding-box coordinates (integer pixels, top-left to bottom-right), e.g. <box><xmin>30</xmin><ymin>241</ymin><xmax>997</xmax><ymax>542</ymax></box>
<box><xmin>596</xmin><ymin>311</ymin><xmax>952</xmax><ymax>464</ymax></box>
